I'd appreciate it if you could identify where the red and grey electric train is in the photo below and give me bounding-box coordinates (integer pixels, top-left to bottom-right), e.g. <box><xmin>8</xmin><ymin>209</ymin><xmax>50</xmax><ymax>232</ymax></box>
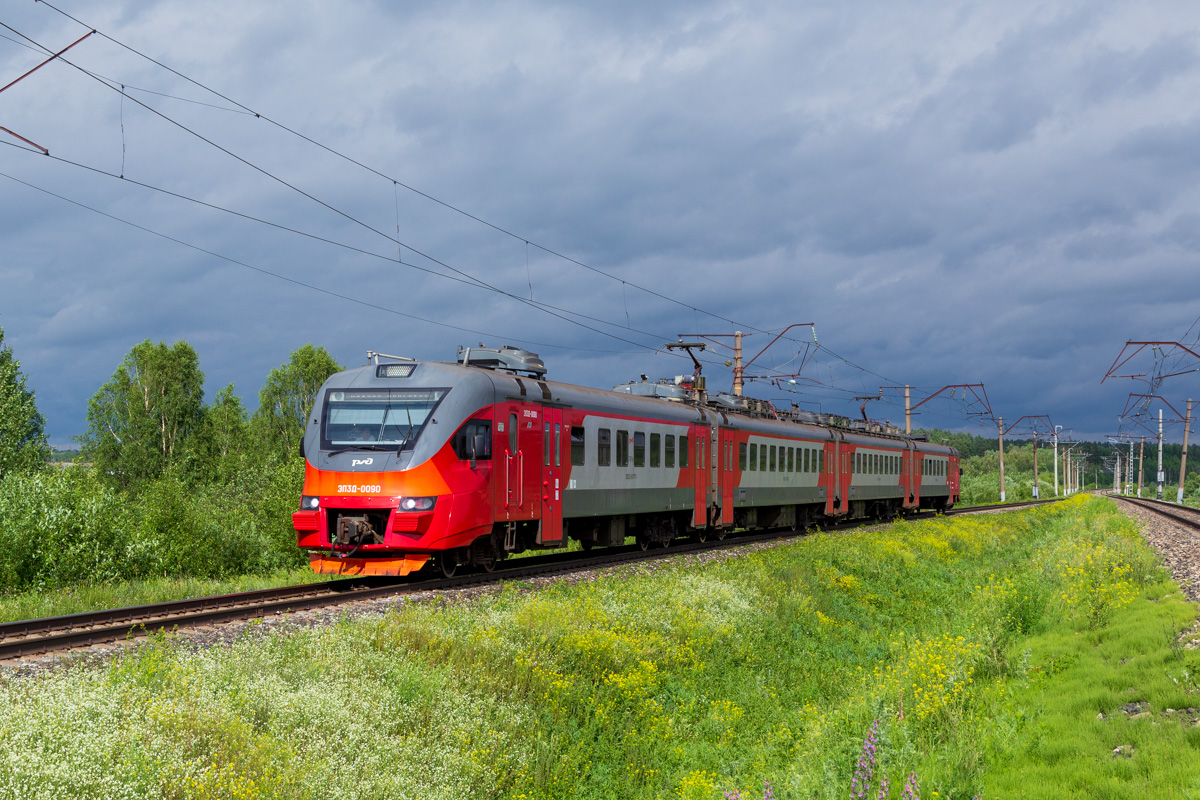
<box><xmin>293</xmin><ymin>346</ymin><xmax>960</xmax><ymax>577</ymax></box>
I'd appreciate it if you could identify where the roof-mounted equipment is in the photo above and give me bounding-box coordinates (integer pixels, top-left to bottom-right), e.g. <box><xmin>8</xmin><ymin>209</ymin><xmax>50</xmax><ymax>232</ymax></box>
<box><xmin>457</xmin><ymin>344</ymin><xmax>547</xmax><ymax>378</ymax></box>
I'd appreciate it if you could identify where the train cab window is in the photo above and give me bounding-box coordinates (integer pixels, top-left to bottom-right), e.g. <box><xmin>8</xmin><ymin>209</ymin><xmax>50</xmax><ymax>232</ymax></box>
<box><xmin>633</xmin><ymin>432</ymin><xmax>645</xmax><ymax>467</ymax></box>
<box><xmin>749</xmin><ymin>443</ymin><xmax>757</xmax><ymax>471</ymax></box>
<box><xmin>617</xmin><ymin>430</ymin><xmax>629</xmax><ymax>467</ymax></box>
<box><xmin>452</xmin><ymin>419</ymin><xmax>492</xmax><ymax>460</ymax></box>
<box><xmin>665</xmin><ymin>435</ymin><xmax>676</xmax><ymax>468</ymax></box>
<box><xmin>321</xmin><ymin>387</ymin><xmax>447</xmax><ymax>451</ymax></box>
<box><xmin>739</xmin><ymin>442</ymin><xmax>747</xmax><ymax>471</ymax></box>
<box><xmin>598</xmin><ymin>428</ymin><xmax>611</xmax><ymax>466</ymax></box>
<box><xmin>680</xmin><ymin>435</ymin><xmax>689</xmax><ymax>468</ymax></box>
<box><xmin>650</xmin><ymin>433</ymin><xmax>661</xmax><ymax>468</ymax></box>
<box><xmin>570</xmin><ymin>426</ymin><xmax>586</xmax><ymax>465</ymax></box>
<box><xmin>769</xmin><ymin>445</ymin><xmax>776</xmax><ymax>472</ymax></box>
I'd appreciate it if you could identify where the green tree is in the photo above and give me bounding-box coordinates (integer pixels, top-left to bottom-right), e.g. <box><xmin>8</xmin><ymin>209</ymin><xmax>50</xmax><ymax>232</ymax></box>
<box><xmin>0</xmin><ymin>322</ymin><xmax>50</xmax><ymax>477</ymax></box>
<box><xmin>182</xmin><ymin>383</ymin><xmax>250</xmax><ymax>483</ymax></box>
<box><xmin>81</xmin><ymin>340</ymin><xmax>205</xmax><ymax>488</ymax></box>
<box><xmin>252</xmin><ymin>344</ymin><xmax>341</xmax><ymax>459</ymax></box>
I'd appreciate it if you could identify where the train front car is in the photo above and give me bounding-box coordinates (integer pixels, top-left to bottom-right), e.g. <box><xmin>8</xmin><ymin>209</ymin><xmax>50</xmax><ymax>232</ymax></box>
<box><xmin>293</xmin><ymin>358</ymin><xmax>497</xmax><ymax>578</ymax></box>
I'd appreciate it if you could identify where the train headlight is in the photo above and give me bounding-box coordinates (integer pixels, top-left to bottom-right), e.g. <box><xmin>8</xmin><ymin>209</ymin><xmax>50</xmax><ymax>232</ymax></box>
<box><xmin>398</xmin><ymin>496</ymin><xmax>437</xmax><ymax>512</ymax></box>
<box><xmin>299</xmin><ymin>495</ymin><xmax>320</xmax><ymax>511</ymax></box>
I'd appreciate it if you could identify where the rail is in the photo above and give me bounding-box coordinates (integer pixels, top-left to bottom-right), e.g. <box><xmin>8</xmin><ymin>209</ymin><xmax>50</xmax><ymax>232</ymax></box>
<box><xmin>0</xmin><ymin>498</ymin><xmax>1064</xmax><ymax>661</ymax></box>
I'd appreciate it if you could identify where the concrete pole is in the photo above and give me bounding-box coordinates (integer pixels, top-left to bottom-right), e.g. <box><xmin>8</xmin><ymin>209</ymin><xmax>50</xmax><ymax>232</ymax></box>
<box><xmin>732</xmin><ymin>331</ymin><xmax>743</xmax><ymax>397</ymax></box>
<box><xmin>1158</xmin><ymin>409</ymin><xmax>1165</xmax><ymax>500</ymax></box>
<box><xmin>1053</xmin><ymin>429</ymin><xmax>1060</xmax><ymax>496</ymax></box>
<box><xmin>1127</xmin><ymin>440</ymin><xmax>1134</xmax><ymax>496</ymax></box>
<box><xmin>1138</xmin><ymin>437</ymin><xmax>1144</xmax><ymax>498</ymax></box>
<box><xmin>1032</xmin><ymin>431</ymin><xmax>1040</xmax><ymax>499</ymax></box>
<box><xmin>998</xmin><ymin>417</ymin><xmax>1006</xmax><ymax>502</ymax></box>
<box><xmin>1178</xmin><ymin>399</ymin><xmax>1192</xmax><ymax>503</ymax></box>
<box><xmin>1114</xmin><ymin>450</ymin><xmax>1121</xmax><ymax>494</ymax></box>
<box><xmin>904</xmin><ymin>385</ymin><xmax>911</xmax><ymax>435</ymax></box>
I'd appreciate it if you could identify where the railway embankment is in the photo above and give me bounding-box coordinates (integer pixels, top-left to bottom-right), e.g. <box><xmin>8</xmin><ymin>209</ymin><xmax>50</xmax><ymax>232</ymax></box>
<box><xmin>0</xmin><ymin>496</ymin><xmax>1195</xmax><ymax>799</ymax></box>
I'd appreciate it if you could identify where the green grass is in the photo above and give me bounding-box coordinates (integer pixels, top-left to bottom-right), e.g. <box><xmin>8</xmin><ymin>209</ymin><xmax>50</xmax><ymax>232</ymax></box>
<box><xmin>0</xmin><ymin>567</ymin><xmax>330</xmax><ymax>623</ymax></box>
<box><xmin>0</xmin><ymin>496</ymin><xmax>1195</xmax><ymax>799</ymax></box>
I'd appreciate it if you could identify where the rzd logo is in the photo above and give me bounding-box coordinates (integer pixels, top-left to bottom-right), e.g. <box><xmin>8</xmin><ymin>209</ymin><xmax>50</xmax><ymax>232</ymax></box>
<box><xmin>351</xmin><ymin>458</ymin><xmax>374</xmax><ymax>467</ymax></box>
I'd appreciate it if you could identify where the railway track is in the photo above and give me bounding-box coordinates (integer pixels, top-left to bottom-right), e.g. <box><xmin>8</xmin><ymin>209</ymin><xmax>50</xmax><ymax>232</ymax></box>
<box><xmin>1107</xmin><ymin>493</ymin><xmax>1200</xmax><ymax>533</ymax></box>
<box><xmin>0</xmin><ymin>499</ymin><xmax>1063</xmax><ymax>661</ymax></box>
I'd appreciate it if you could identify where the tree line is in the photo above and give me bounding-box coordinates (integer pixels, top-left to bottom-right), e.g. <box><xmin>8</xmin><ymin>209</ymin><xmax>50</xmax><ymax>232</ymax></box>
<box><xmin>0</xmin><ymin>322</ymin><xmax>342</xmax><ymax>589</ymax></box>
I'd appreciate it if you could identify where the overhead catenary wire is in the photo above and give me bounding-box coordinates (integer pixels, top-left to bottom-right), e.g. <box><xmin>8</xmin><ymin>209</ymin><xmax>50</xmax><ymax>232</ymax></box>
<box><xmin>0</xmin><ymin>167</ymin><xmax>632</xmax><ymax>354</ymax></box>
<box><xmin>26</xmin><ymin>0</ymin><xmax>815</xmax><ymax>343</ymax></box>
<box><xmin>8</xmin><ymin>6</ymin><xmax>916</xmax><ymax>395</ymax></box>
<box><xmin>0</xmin><ymin>139</ymin><xmax>703</xmax><ymax>355</ymax></box>
<box><xmin>0</xmin><ymin>20</ymin><xmax>674</xmax><ymax>355</ymax></box>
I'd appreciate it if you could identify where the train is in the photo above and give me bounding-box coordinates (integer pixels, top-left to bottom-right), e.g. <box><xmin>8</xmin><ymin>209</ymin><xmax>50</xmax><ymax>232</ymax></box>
<box><xmin>293</xmin><ymin>345</ymin><xmax>960</xmax><ymax>577</ymax></box>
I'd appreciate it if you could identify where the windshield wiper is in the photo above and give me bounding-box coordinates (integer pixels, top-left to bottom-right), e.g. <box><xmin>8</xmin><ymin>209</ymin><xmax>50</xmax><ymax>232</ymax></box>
<box><xmin>325</xmin><ymin>445</ymin><xmax>397</xmax><ymax>456</ymax></box>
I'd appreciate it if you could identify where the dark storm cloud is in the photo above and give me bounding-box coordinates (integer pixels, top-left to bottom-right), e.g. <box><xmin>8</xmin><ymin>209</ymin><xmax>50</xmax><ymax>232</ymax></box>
<box><xmin>4</xmin><ymin>0</ymin><xmax>1200</xmax><ymax>447</ymax></box>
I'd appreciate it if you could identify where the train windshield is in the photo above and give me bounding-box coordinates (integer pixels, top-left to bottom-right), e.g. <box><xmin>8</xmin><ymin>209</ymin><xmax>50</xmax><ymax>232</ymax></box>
<box><xmin>320</xmin><ymin>388</ymin><xmax>447</xmax><ymax>450</ymax></box>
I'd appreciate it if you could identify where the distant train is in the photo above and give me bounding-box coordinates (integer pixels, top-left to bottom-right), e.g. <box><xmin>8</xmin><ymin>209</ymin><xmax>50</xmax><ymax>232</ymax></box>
<box><xmin>293</xmin><ymin>345</ymin><xmax>960</xmax><ymax>577</ymax></box>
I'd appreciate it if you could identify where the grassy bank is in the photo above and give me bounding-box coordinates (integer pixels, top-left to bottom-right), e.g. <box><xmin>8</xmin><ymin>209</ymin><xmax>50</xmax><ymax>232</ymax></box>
<box><xmin>0</xmin><ymin>567</ymin><xmax>329</xmax><ymax>624</ymax></box>
<box><xmin>0</xmin><ymin>496</ymin><xmax>1195</xmax><ymax>799</ymax></box>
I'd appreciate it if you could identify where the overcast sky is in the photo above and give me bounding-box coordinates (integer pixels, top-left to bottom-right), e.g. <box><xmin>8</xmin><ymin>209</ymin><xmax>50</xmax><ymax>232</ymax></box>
<box><xmin>3</xmin><ymin>0</ymin><xmax>1200</xmax><ymax>448</ymax></box>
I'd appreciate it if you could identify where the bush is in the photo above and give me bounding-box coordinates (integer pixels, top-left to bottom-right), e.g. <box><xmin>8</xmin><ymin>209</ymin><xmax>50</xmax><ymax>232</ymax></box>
<box><xmin>0</xmin><ymin>458</ymin><xmax>305</xmax><ymax>592</ymax></box>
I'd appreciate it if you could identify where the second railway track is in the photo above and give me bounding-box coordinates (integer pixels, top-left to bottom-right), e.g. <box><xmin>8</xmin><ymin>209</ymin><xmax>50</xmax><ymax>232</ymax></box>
<box><xmin>0</xmin><ymin>498</ymin><xmax>1062</xmax><ymax>661</ymax></box>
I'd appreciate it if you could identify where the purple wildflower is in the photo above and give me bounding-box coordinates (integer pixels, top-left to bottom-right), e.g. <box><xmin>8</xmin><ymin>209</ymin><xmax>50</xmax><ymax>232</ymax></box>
<box><xmin>763</xmin><ymin>780</ymin><xmax>774</xmax><ymax>800</ymax></box>
<box><xmin>900</xmin><ymin>772</ymin><xmax>920</xmax><ymax>800</ymax></box>
<box><xmin>724</xmin><ymin>791</ymin><xmax>743</xmax><ymax>800</ymax></box>
<box><xmin>876</xmin><ymin>775</ymin><xmax>890</xmax><ymax>800</ymax></box>
<box><xmin>851</xmin><ymin>719</ymin><xmax>881</xmax><ymax>799</ymax></box>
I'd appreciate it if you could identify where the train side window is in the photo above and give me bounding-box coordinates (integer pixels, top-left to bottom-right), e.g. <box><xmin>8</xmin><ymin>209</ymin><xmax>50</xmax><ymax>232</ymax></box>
<box><xmin>787</xmin><ymin>447</ymin><xmax>794</xmax><ymax>472</ymax></box>
<box><xmin>665</xmin><ymin>435</ymin><xmax>676</xmax><ymax>468</ymax></box>
<box><xmin>452</xmin><ymin>419</ymin><xmax>492</xmax><ymax>460</ymax></box>
<box><xmin>544</xmin><ymin>422</ymin><xmax>551</xmax><ymax>466</ymax></box>
<box><xmin>509</xmin><ymin>413</ymin><xmax>517</xmax><ymax>454</ymax></box>
<box><xmin>650</xmin><ymin>433</ymin><xmax>661</xmax><ymax>468</ymax></box>
<box><xmin>633</xmin><ymin>432</ymin><xmax>645</xmax><ymax>467</ymax></box>
<box><xmin>570</xmin><ymin>426</ymin><xmax>586</xmax><ymax>465</ymax></box>
<box><xmin>768</xmin><ymin>445</ymin><xmax>775</xmax><ymax>472</ymax></box>
<box><xmin>617</xmin><ymin>430</ymin><xmax>629</xmax><ymax>467</ymax></box>
<box><xmin>749</xmin><ymin>443</ymin><xmax>757</xmax><ymax>471</ymax></box>
<box><xmin>597</xmin><ymin>428</ymin><xmax>611</xmax><ymax>466</ymax></box>
<box><xmin>680</xmin><ymin>435</ymin><xmax>689</xmax><ymax>468</ymax></box>
<box><xmin>759</xmin><ymin>444</ymin><xmax>767</xmax><ymax>472</ymax></box>
<box><xmin>738</xmin><ymin>442</ymin><xmax>746</xmax><ymax>470</ymax></box>
<box><xmin>819</xmin><ymin>450</ymin><xmax>824</xmax><ymax>473</ymax></box>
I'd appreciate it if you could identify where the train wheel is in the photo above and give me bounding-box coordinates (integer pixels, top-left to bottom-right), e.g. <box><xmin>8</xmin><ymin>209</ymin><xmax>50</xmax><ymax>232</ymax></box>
<box><xmin>435</xmin><ymin>552</ymin><xmax>458</xmax><ymax>578</ymax></box>
<box><xmin>637</xmin><ymin>536</ymin><xmax>650</xmax><ymax>551</ymax></box>
<box><xmin>715</xmin><ymin>528</ymin><xmax>727</xmax><ymax>541</ymax></box>
<box><xmin>659</xmin><ymin>536</ymin><xmax>671</xmax><ymax>549</ymax></box>
<box><xmin>697</xmin><ymin>529</ymin><xmax>708</xmax><ymax>543</ymax></box>
<box><xmin>469</xmin><ymin>541</ymin><xmax>498</xmax><ymax>573</ymax></box>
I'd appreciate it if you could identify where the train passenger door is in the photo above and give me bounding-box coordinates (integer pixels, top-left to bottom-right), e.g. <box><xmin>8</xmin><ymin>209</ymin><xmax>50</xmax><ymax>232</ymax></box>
<box><xmin>500</xmin><ymin>408</ymin><xmax>522</xmax><ymax>521</ymax></box>
<box><xmin>719</xmin><ymin>429</ymin><xmax>735</xmax><ymax>526</ymax></box>
<box><xmin>693</xmin><ymin>424</ymin><xmax>709</xmax><ymax>528</ymax></box>
<box><xmin>538</xmin><ymin>406</ymin><xmax>564</xmax><ymax>545</ymax></box>
<box><xmin>826</xmin><ymin>434</ymin><xmax>843</xmax><ymax>516</ymax></box>
<box><xmin>501</xmin><ymin>405</ymin><xmax>542</xmax><ymax>523</ymax></box>
<box><xmin>903</xmin><ymin>444</ymin><xmax>918</xmax><ymax>509</ymax></box>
